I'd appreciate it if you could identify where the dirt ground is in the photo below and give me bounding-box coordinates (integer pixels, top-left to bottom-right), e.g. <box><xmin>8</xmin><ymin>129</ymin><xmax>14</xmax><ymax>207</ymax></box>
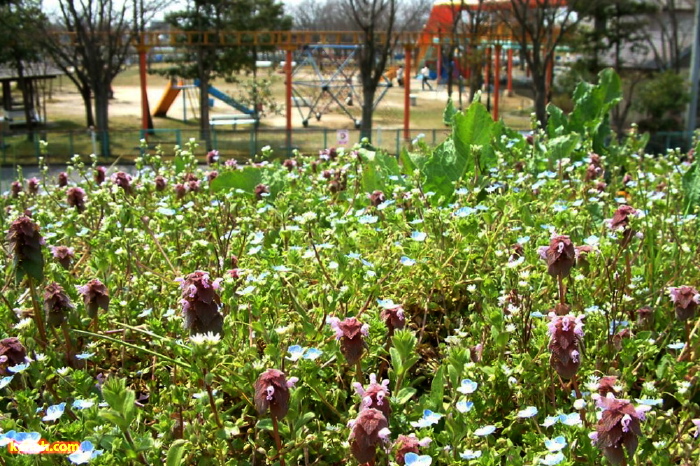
<box><xmin>42</xmin><ymin>65</ymin><xmax>534</xmax><ymax>131</ymax></box>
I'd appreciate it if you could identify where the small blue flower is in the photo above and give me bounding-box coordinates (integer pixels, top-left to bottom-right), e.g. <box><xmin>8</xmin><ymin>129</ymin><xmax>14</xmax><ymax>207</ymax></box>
<box><xmin>584</xmin><ymin>235</ymin><xmax>599</xmax><ymax>246</ymax></box>
<box><xmin>404</xmin><ymin>452</ymin><xmax>432</xmax><ymax>466</ymax></box>
<box><xmin>411</xmin><ymin>231</ymin><xmax>427</xmax><ymax>242</ymax></box>
<box><xmin>236</xmin><ymin>285</ymin><xmax>256</xmax><ymax>296</ymax></box>
<box><xmin>456</xmin><ymin>400</ymin><xmax>473</xmax><ymax>413</ymax></box>
<box><xmin>286</xmin><ymin>345</ymin><xmax>305</xmax><ymax>361</ymax></box>
<box><xmin>72</xmin><ymin>399</ymin><xmax>95</xmax><ymax>410</ymax></box>
<box><xmin>272</xmin><ymin>265</ymin><xmax>291</xmax><ymax>272</ymax></box>
<box><xmin>400</xmin><ymin>256</ymin><xmax>416</xmax><ymax>266</ymax></box>
<box><xmin>457</xmin><ymin>379</ymin><xmax>478</xmax><ymax>395</ymax></box>
<box><xmin>474</xmin><ymin>425</ymin><xmax>496</xmax><ymax>437</ymax></box>
<box><xmin>248</xmin><ymin>246</ymin><xmax>262</xmax><ymax>255</ymax></box>
<box><xmin>541</xmin><ymin>415</ymin><xmax>560</xmax><ymax>427</ymax></box>
<box><xmin>558</xmin><ymin>412</ymin><xmax>581</xmax><ymax>426</ymax></box>
<box><xmin>634</xmin><ymin>398</ymin><xmax>663</xmax><ymax>407</ymax></box>
<box><xmin>75</xmin><ymin>352</ymin><xmax>95</xmax><ymax>360</ymax></box>
<box><xmin>68</xmin><ymin>440</ymin><xmax>104</xmax><ymax>464</ymax></box>
<box><xmin>540</xmin><ymin>452</ymin><xmax>565</xmax><ymax>465</ymax></box>
<box><xmin>0</xmin><ymin>375</ymin><xmax>14</xmax><ymax>389</ymax></box>
<box><xmin>346</xmin><ymin>252</ymin><xmax>361</xmax><ymax>260</ymax></box>
<box><xmin>410</xmin><ymin>409</ymin><xmax>443</xmax><ymax>428</ymax></box>
<box><xmin>42</xmin><ymin>402</ymin><xmax>66</xmax><ymax>422</ymax></box>
<box><xmin>7</xmin><ymin>363</ymin><xmax>29</xmax><ymax>374</ymax></box>
<box><xmin>544</xmin><ymin>436</ymin><xmax>567</xmax><ymax>452</ymax></box>
<box><xmin>517</xmin><ymin>406</ymin><xmax>538</xmax><ymax>418</ymax></box>
<box><xmin>530</xmin><ymin>311</ymin><xmax>545</xmax><ymax>318</ymax></box>
<box><xmin>454</xmin><ymin>207</ymin><xmax>476</xmax><ymax>217</ymax></box>
<box><xmin>303</xmin><ymin>348</ymin><xmax>323</xmax><ymax>360</ymax></box>
<box><xmin>517</xmin><ymin>236</ymin><xmax>530</xmax><ymax>244</ymax></box>
<box><xmin>667</xmin><ymin>342</ymin><xmax>685</xmax><ymax>350</ymax></box>
<box><xmin>409</xmin><ymin>218</ymin><xmax>424</xmax><ymax>225</ymax></box>
<box><xmin>460</xmin><ymin>449</ymin><xmax>482</xmax><ymax>460</ymax></box>
<box><xmin>358</xmin><ymin>215</ymin><xmax>378</xmax><ymax>224</ymax></box>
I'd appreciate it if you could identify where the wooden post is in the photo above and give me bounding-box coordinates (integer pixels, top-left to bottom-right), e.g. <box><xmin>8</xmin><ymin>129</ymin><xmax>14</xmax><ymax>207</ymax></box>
<box><xmin>507</xmin><ymin>47</ymin><xmax>514</xmax><ymax>96</ymax></box>
<box><xmin>493</xmin><ymin>45</ymin><xmax>501</xmax><ymax>120</ymax></box>
<box><xmin>404</xmin><ymin>44</ymin><xmax>412</xmax><ymax>142</ymax></box>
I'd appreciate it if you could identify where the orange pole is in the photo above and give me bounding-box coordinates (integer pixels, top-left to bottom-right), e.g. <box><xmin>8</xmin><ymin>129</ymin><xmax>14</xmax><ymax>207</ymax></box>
<box><xmin>285</xmin><ymin>47</ymin><xmax>293</xmax><ymax>152</ymax></box>
<box><xmin>138</xmin><ymin>46</ymin><xmax>150</xmax><ymax>132</ymax></box>
<box><xmin>507</xmin><ymin>48</ymin><xmax>513</xmax><ymax>96</ymax></box>
<box><xmin>493</xmin><ymin>45</ymin><xmax>501</xmax><ymax>121</ymax></box>
<box><xmin>404</xmin><ymin>45</ymin><xmax>412</xmax><ymax>141</ymax></box>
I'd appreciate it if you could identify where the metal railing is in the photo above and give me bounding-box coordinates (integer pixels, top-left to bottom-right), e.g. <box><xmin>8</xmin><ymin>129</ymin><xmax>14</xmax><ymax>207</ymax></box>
<box><xmin>0</xmin><ymin>127</ymin><xmax>452</xmax><ymax>165</ymax></box>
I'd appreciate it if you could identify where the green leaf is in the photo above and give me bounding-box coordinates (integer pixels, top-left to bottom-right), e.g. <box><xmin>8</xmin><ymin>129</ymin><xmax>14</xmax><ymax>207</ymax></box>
<box><xmin>443</xmin><ymin>98</ymin><xmax>458</xmax><ymax>126</ymax></box>
<box><xmin>398</xmin><ymin>147</ymin><xmax>416</xmax><ymax>174</ymax></box>
<box><xmin>395</xmin><ymin>387</ymin><xmax>417</xmax><ymax>405</ymax></box>
<box><xmin>682</xmin><ymin>161</ymin><xmax>700</xmax><ymax>211</ymax></box>
<box><xmin>361</xmin><ymin>162</ymin><xmax>381</xmax><ymax>194</ymax></box>
<box><xmin>428</xmin><ymin>365</ymin><xmax>445</xmax><ymax>411</ymax></box>
<box><xmin>100</xmin><ymin>378</ymin><xmax>136</xmax><ymax>430</ymax></box>
<box><xmin>166</xmin><ymin>440</ymin><xmax>188</xmax><ymax>466</ymax></box>
<box><xmin>256</xmin><ymin>418</ymin><xmax>273</xmax><ymax>431</ymax></box>
<box><xmin>210</xmin><ymin>166</ymin><xmax>263</xmax><ymax>194</ymax></box>
<box><xmin>547</xmin><ymin>134</ymin><xmax>581</xmax><ymax>164</ymax></box>
<box><xmin>293</xmin><ymin>411</ymin><xmax>316</xmax><ymax>431</ymax></box>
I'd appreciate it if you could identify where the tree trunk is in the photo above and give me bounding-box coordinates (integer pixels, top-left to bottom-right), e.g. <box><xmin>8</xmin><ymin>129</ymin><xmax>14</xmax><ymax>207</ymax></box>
<box><xmin>531</xmin><ymin>69</ymin><xmax>547</xmax><ymax>127</ymax></box>
<box><xmin>199</xmin><ymin>73</ymin><xmax>212</xmax><ymax>150</ymax></box>
<box><xmin>360</xmin><ymin>83</ymin><xmax>375</xmax><ymax>141</ymax></box>
<box><xmin>94</xmin><ymin>83</ymin><xmax>111</xmax><ymax>157</ymax></box>
<box><xmin>81</xmin><ymin>86</ymin><xmax>95</xmax><ymax>128</ymax></box>
<box><xmin>15</xmin><ymin>59</ymin><xmax>34</xmax><ymax>141</ymax></box>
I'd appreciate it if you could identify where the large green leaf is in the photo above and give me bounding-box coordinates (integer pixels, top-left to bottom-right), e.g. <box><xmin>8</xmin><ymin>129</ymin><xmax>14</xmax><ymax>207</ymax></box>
<box><xmin>682</xmin><ymin>161</ymin><xmax>700</xmax><ymax>211</ymax></box>
<box><xmin>443</xmin><ymin>98</ymin><xmax>458</xmax><ymax>126</ymax></box>
<box><xmin>210</xmin><ymin>166</ymin><xmax>262</xmax><ymax>194</ymax></box>
<box><xmin>547</xmin><ymin>134</ymin><xmax>581</xmax><ymax>164</ymax></box>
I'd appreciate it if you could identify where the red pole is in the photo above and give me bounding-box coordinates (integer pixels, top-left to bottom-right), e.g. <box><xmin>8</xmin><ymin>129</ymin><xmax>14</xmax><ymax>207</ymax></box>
<box><xmin>404</xmin><ymin>45</ymin><xmax>412</xmax><ymax>141</ymax></box>
<box><xmin>493</xmin><ymin>45</ymin><xmax>501</xmax><ymax>121</ymax></box>
<box><xmin>138</xmin><ymin>47</ymin><xmax>150</xmax><ymax>132</ymax></box>
<box><xmin>285</xmin><ymin>47</ymin><xmax>293</xmax><ymax>152</ymax></box>
<box><xmin>507</xmin><ymin>48</ymin><xmax>513</xmax><ymax>96</ymax></box>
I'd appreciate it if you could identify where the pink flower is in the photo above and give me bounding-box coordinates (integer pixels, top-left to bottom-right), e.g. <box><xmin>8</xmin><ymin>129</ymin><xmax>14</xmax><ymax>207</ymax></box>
<box><xmin>0</xmin><ymin>337</ymin><xmax>26</xmax><ymax>375</ymax></box>
<box><xmin>66</xmin><ymin>187</ymin><xmax>86</xmax><ymax>212</ymax></box>
<box><xmin>111</xmin><ymin>171</ymin><xmax>132</xmax><ymax>194</ymax></box>
<box><xmin>43</xmin><ymin>282</ymin><xmax>73</xmax><ymax>328</ymax></box>
<box><xmin>369</xmin><ymin>190</ymin><xmax>386</xmax><ymax>207</ymax></box>
<box><xmin>547</xmin><ymin>313</ymin><xmax>584</xmax><ymax>379</ymax></box>
<box><xmin>206</xmin><ymin>150</ymin><xmax>219</xmax><ymax>165</ymax></box>
<box><xmin>668</xmin><ymin>286</ymin><xmax>699</xmax><ymax>321</ymax></box>
<box><xmin>154</xmin><ymin>176</ymin><xmax>166</xmax><ymax>192</ymax></box>
<box><xmin>539</xmin><ymin>235</ymin><xmax>576</xmax><ymax>278</ymax></box>
<box><xmin>254</xmin><ymin>369</ymin><xmax>297</xmax><ymax>419</ymax></box>
<box><xmin>328</xmin><ymin>316</ymin><xmax>369</xmax><ymax>365</ymax></box>
<box><xmin>590</xmin><ymin>394</ymin><xmax>649</xmax><ymax>465</ymax></box>
<box><xmin>78</xmin><ymin>279</ymin><xmax>109</xmax><ymax>318</ymax></box>
<box><xmin>57</xmin><ymin>172</ymin><xmax>68</xmax><ymax>187</ymax></box>
<box><xmin>353</xmin><ymin>373</ymin><xmax>391</xmax><ymax>420</ymax></box>
<box><xmin>10</xmin><ymin>181</ymin><xmax>22</xmax><ymax>197</ymax></box>
<box><xmin>254</xmin><ymin>184</ymin><xmax>269</xmax><ymax>200</ymax></box>
<box><xmin>380</xmin><ymin>304</ymin><xmax>405</xmax><ymax>333</ymax></box>
<box><xmin>50</xmin><ymin>245</ymin><xmax>75</xmax><ymax>269</ymax></box>
<box><xmin>94</xmin><ymin>167</ymin><xmax>106</xmax><ymax>185</ymax></box>
<box><xmin>27</xmin><ymin>177</ymin><xmax>40</xmax><ymax>195</ymax></box>
<box><xmin>394</xmin><ymin>434</ymin><xmax>432</xmax><ymax>465</ymax></box>
<box><xmin>178</xmin><ymin>271</ymin><xmax>223</xmax><ymax>335</ymax></box>
<box><xmin>174</xmin><ymin>183</ymin><xmax>186</xmax><ymax>199</ymax></box>
<box><xmin>348</xmin><ymin>408</ymin><xmax>390</xmax><ymax>464</ymax></box>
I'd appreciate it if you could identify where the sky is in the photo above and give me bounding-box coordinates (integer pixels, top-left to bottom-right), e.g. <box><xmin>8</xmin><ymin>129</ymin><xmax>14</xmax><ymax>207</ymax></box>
<box><xmin>41</xmin><ymin>0</ymin><xmax>305</xmax><ymax>22</ymax></box>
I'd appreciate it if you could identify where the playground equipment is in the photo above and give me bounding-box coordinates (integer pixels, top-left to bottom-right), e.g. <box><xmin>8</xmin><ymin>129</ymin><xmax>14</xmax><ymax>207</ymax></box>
<box><xmin>291</xmin><ymin>45</ymin><xmax>392</xmax><ymax>129</ymax></box>
<box><xmin>153</xmin><ymin>79</ymin><xmax>256</xmax><ymax>123</ymax></box>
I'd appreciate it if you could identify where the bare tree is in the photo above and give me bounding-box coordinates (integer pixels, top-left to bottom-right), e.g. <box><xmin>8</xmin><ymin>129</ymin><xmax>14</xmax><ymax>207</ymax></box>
<box><xmin>500</xmin><ymin>0</ymin><xmax>593</xmax><ymax>125</ymax></box>
<box><xmin>645</xmin><ymin>0</ymin><xmax>695</xmax><ymax>72</ymax></box>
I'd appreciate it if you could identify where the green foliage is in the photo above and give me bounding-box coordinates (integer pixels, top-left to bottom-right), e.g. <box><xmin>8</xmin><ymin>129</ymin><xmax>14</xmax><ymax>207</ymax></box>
<box><xmin>682</xmin><ymin>161</ymin><xmax>700</xmax><ymax>212</ymax></box>
<box><xmin>635</xmin><ymin>70</ymin><xmax>690</xmax><ymax>130</ymax></box>
<box><xmin>210</xmin><ymin>166</ymin><xmax>263</xmax><ymax>194</ymax></box>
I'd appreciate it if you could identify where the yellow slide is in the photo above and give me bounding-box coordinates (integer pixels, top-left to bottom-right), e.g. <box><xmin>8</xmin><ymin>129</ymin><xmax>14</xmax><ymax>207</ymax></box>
<box><xmin>153</xmin><ymin>80</ymin><xmax>181</xmax><ymax>117</ymax></box>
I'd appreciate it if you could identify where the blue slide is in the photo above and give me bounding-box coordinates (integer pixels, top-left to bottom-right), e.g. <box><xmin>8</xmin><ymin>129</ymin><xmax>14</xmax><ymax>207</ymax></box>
<box><xmin>193</xmin><ymin>79</ymin><xmax>256</xmax><ymax>115</ymax></box>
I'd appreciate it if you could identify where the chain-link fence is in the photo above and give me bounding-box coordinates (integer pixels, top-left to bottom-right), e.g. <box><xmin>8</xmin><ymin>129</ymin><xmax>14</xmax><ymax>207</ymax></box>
<box><xmin>0</xmin><ymin>127</ymin><xmax>453</xmax><ymax>165</ymax></box>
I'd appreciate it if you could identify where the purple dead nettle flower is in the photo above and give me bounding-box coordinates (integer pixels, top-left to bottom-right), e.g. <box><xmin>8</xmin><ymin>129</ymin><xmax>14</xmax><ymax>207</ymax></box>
<box><xmin>606</xmin><ymin>205</ymin><xmax>642</xmax><ymax>247</ymax></box>
<box><xmin>206</xmin><ymin>150</ymin><xmax>219</xmax><ymax>165</ymax></box>
<box><xmin>8</xmin><ymin>215</ymin><xmax>45</xmax><ymax>281</ymax></box>
<box><xmin>319</xmin><ymin>147</ymin><xmax>338</xmax><ymax>161</ymax></box>
<box><xmin>394</xmin><ymin>434</ymin><xmax>432</xmax><ymax>465</ymax></box>
<box><xmin>27</xmin><ymin>178</ymin><xmax>40</xmax><ymax>195</ymax></box>
<box><xmin>174</xmin><ymin>183</ymin><xmax>187</xmax><ymax>199</ymax></box>
<box><xmin>380</xmin><ymin>303</ymin><xmax>405</xmax><ymax>334</ymax></box>
<box><xmin>282</xmin><ymin>158</ymin><xmax>297</xmax><ymax>171</ymax></box>
<box><xmin>668</xmin><ymin>286</ymin><xmax>699</xmax><ymax>321</ymax></box>
<box><xmin>0</xmin><ymin>337</ymin><xmax>27</xmax><ymax>375</ymax></box>
<box><xmin>254</xmin><ymin>369</ymin><xmax>298</xmax><ymax>419</ymax></box>
<box><xmin>57</xmin><ymin>172</ymin><xmax>68</xmax><ymax>187</ymax></box>
<box><xmin>584</xmin><ymin>153</ymin><xmax>604</xmax><ymax>181</ymax></box>
<box><xmin>77</xmin><ymin>279</ymin><xmax>110</xmax><ymax>318</ymax></box>
<box><xmin>50</xmin><ymin>245</ymin><xmax>75</xmax><ymax>269</ymax></box>
<box><xmin>254</xmin><ymin>184</ymin><xmax>269</xmax><ymax>200</ymax></box>
<box><xmin>10</xmin><ymin>181</ymin><xmax>22</xmax><ymax>197</ymax></box>
<box><xmin>354</xmin><ymin>373</ymin><xmax>391</xmax><ymax>420</ymax></box>
<box><xmin>589</xmin><ymin>393</ymin><xmax>651</xmax><ymax>465</ymax></box>
<box><xmin>207</xmin><ymin>171</ymin><xmax>218</xmax><ymax>182</ymax></box>
<box><xmin>177</xmin><ymin>271</ymin><xmax>224</xmax><ymax>335</ymax></box>
<box><xmin>538</xmin><ymin>235</ymin><xmax>576</xmax><ymax>278</ymax></box>
<box><xmin>547</xmin><ymin>313</ymin><xmax>584</xmax><ymax>379</ymax></box>
<box><xmin>111</xmin><ymin>171</ymin><xmax>132</xmax><ymax>194</ymax></box>
<box><xmin>154</xmin><ymin>176</ymin><xmax>166</xmax><ymax>192</ymax></box>
<box><xmin>94</xmin><ymin>166</ymin><xmax>106</xmax><ymax>185</ymax></box>
<box><xmin>328</xmin><ymin>316</ymin><xmax>369</xmax><ymax>365</ymax></box>
<box><xmin>224</xmin><ymin>158</ymin><xmax>237</xmax><ymax>167</ymax></box>
<box><xmin>635</xmin><ymin>306</ymin><xmax>654</xmax><ymax>330</ymax></box>
<box><xmin>369</xmin><ymin>190</ymin><xmax>386</xmax><ymax>207</ymax></box>
<box><xmin>348</xmin><ymin>408</ymin><xmax>391</xmax><ymax>464</ymax></box>
<box><xmin>693</xmin><ymin>419</ymin><xmax>700</xmax><ymax>439</ymax></box>
<box><xmin>43</xmin><ymin>283</ymin><xmax>73</xmax><ymax>328</ymax></box>
<box><xmin>66</xmin><ymin>187</ymin><xmax>86</xmax><ymax>212</ymax></box>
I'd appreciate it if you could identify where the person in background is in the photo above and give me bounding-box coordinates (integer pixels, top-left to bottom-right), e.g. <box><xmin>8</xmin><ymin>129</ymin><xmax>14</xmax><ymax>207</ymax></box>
<box><xmin>421</xmin><ymin>65</ymin><xmax>433</xmax><ymax>91</ymax></box>
<box><xmin>397</xmin><ymin>66</ymin><xmax>404</xmax><ymax>87</ymax></box>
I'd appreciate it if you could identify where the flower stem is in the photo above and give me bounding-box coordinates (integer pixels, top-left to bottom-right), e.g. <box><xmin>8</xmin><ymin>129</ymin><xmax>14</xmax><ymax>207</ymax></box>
<box><xmin>203</xmin><ymin>369</ymin><xmax>223</xmax><ymax>429</ymax></box>
<box><xmin>355</xmin><ymin>360</ymin><xmax>364</xmax><ymax>386</ymax></box>
<box><xmin>271</xmin><ymin>414</ymin><xmax>286</xmax><ymax>466</ymax></box>
<box><xmin>60</xmin><ymin>321</ymin><xmax>74</xmax><ymax>364</ymax></box>
<box><xmin>26</xmin><ymin>276</ymin><xmax>47</xmax><ymax>349</ymax></box>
